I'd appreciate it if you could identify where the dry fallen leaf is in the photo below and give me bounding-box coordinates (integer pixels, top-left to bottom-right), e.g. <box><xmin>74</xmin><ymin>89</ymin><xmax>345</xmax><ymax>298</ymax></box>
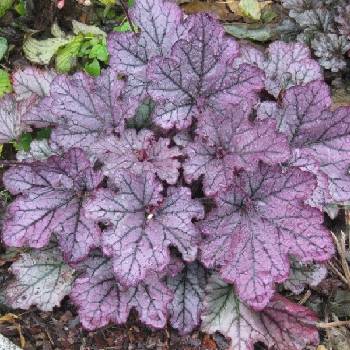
<box><xmin>182</xmin><ymin>0</ymin><xmax>236</xmax><ymax>20</ymax></box>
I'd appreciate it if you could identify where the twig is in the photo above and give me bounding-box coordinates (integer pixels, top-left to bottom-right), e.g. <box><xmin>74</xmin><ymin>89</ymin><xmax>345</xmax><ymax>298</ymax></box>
<box><xmin>298</xmin><ymin>290</ymin><xmax>311</xmax><ymax>305</ymax></box>
<box><xmin>317</xmin><ymin>320</ymin><xmax>350</xmax><ymax>329</ymax></box>
<box><xmin>327</xmin><ymin>261</ymin><xmax>349</xmax><ymax>286</ymax></box>
<box><xmin>331</xmin><ymin>231</ymin><xmax>350</xmax><ymax>290</ymax></box>
<box><xmin>119</xmin><ymin>0</ymin><xmax>136</xmax><ymax>33</ymax></box>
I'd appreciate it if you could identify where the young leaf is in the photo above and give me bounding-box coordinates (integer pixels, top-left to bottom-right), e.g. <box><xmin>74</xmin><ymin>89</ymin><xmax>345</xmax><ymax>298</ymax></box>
<box><xmin>13</xmin><ymin>67</ymin><xmax>57</xmax><ymax>127</ymax></box>
<box><xmin>148</xmin><ymin>13</ymin><xmax>263</xmax><ymax>129</ymax></box>
<box><xmin>257</xmin><ymin>80</ymin><xmax>350</xmax><ymax>205</ymax></box>
<box><xmin>92</xmin><ymin>129</ymin><xmax>182</xmax><ymax>184</ymax></box>
<box><xmin>70</xmin><ymin>253</ymin><xmax>173</xmax><ymax>330</ymax></box>
<box><xmin>0</xmin><ymin>94</ymin><xmax>22</xmax><ymax>143</ymax></box>
<box><xmin>46</xmin><ymin>68</ymin><xmax>135</xmax><ymax>150</ymax></box>
<box><xmin>235</xmin><ymin>41</ymin><xmax>322</xmax><ymax>97</ymax></box>
<box><xmin>166</xmin><ymin>261</ymin><xmax>208</xmax><ymax>335</ymax></box>
<box><xmin>5</xmin><ymin>245</ymin><xmax>74</xmax><ymax>311</ymax></box>
<box><xmin>108</xmin><ymin>0</ymin><xmax>187</xmax><ymax>100</ymax></box>
<box><xmin>284</xmin><ymin>259</ymin><xmax>327</xmax><ymax>294</ymax></box>
<box><xmin>201</xmin><ymin>275</ymin><xmax>320</xmax><ymax>350</ymax></box>
<box><xmin>183</xmin><ymin>105</ymin><xmax>290</xmax><ymax>196</ymax></box>
<box><xmin>3</xmin><ymin>148</ymin><xmax>103</xmax><ymax>263</ymax></box>
<box><xmin>85</xmin><ymin>172</ymin><xmax>204</xmax><ymax>286</ymax></box>
<box><xmin>199</xmin><ymin>163</ymin><xmax>334</xmax><ymax>309</ymax></box>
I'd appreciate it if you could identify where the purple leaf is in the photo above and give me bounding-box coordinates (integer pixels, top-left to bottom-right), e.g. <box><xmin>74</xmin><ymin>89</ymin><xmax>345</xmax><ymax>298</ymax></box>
<box><xmin>284</xmin><ymin>259</ymin><xmax>327</xmax><ymax>294</ymax></box>
<box><xmin>5</xmin><ymin>244</ymin><xmax>74</xmax><ymax>311</ymax></box>
<box><xmin>236</xmin><ymin>41</ymin><xmax>322</xmax><ymax>97</ymax></box>
<box><xmin>85</xmin><ymin>172</ymin><xmax>204</xmax><ymax>286</ymax></box>
<box><xmin>92</xmin><ymin>129</ymin><xmax>182</xmax><ymax>184</ymax></box>
<box><xmin>201</xmin><ymin>275</ymin><xmax>320</xmax><ymax>350</ymax></box>
<box><xmin>70</xmin><ymin>253</ymin><xmax>173</xmax><ymax>330</ymax></box>
<box><xmin>0</xmin><ymin>94</ymin><xmax>23</xmax><ymax>143</ymax></box>
<box><xmin>2</xmin><ymin>148</ymin><xmax>103</xmax><ymax>263</ymax></box>
<box><xmin>13</xmin><ymin>67</ymin><xmax>57</xmax><ymax>127</ymax></box>
<box><xmin>147</xmin><ymin>13</ymin><xmax>263</xmax><ymax>129</ymax></box>
<box><xmin>166</xmin><ymin>261</ymin><xmax>207</xmax><ymax>335</ymax></box>
<box><xmin>199</xmin><ymin>163</ymin><xmax>334</xmax><ymax>310</ymax></box>
<box><xmin>42</xmin><ymin>68</ymin><xmax>134</xmax><ymax>150</ymax></box>
<box><xmin>108</xmin><ymin>0</ymin><xmax>187</xmax><ymax>102</ymax></box>
<box><xmin>183</xmin><ymin>105</ymin><xmax>290</xmax><ymax>196</ymax></box>
<box><xmin>257</xmin><ymin>80</ymin><xmax>350</xmax><ymax>205</ymax></box>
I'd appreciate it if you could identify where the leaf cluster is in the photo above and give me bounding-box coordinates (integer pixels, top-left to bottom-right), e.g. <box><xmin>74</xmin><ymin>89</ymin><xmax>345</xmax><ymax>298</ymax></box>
<box><xmin>1</xmin><ymin>0</ymin><xmax>350</xmax><ymax>349</ymax></box>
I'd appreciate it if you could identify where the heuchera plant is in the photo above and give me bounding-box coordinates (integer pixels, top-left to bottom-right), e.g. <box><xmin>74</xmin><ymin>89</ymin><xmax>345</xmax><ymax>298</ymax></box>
<box><xmin>3</xmin><ymin>0</ymin><xmax>350</xmax><ymax>349</ymax></box>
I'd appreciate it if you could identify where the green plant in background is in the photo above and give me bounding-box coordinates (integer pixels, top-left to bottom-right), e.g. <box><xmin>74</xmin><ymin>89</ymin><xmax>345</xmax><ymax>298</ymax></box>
<box><xmin>12</xmin><ymin>128</ymin><xmax>51</xmax><ymax>153</ymax></box>
<box><xmin>0</xmin><ymin>37</ymin><xmax>11</xmax><ymax>97</ymax></box>
<box><xmin>24</xmin><ymin>21</ymin><xmax>109</xmax><ymax>76</ymax></box>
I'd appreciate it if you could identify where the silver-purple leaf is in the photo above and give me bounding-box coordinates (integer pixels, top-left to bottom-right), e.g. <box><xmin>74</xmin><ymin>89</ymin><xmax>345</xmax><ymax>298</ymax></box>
<box><xmin>183</xmin><ymin>105</ymin><xmax>290</xmax><ymax>196</ymax></box>
<box><xmin>2</xmin><ymin>148</ymin><xmax>102</xmax><ymax>263</ymax></box>
<box><xmin>70</xmin><ymin>253</ymin><xmax>173</xmax><ymax>330</ymax></box>
<box><xmin>92</xmin><ymin>129</ymin><xmax>182</xmax><ymax>184</ymax></box>
<box><xmin>284</xmin><ymin>259</ymin><xmax>327</xmax><ymax>294</ymax></box>
<box><xmin>147</xmin><ymin>13</ymin><xmax>263</xmax><ymax>129</ymax></box>
<box><xmin>166</xmin><ymin>261</ymin><xmax>207</xmax><ymax>335</ymax></box>
<box><xmin>5</xmin><ymin>245</ymin><xmax>74</xmax><ymax>311</ymax></box>
<box><xmin>13</xmin><ymin>67</ymin><xmax>57</xmax><ymax>127</ymax></box>
<box><xmin>257</xmin><ymin>80</ymin><xmax>350</xmax><ymax>205</ymax></box>
<box><xmin>0</xmin><ymin>94</ymin><xmax>23</xmax><ymax>143</ymax></box>
<box><xmin>199</xmin><ymin>163</ymin><xmax>334</xmax><ymax>310</ymax></box>
<box><xmin>236</xmin><ymin>41</ymin><xmax>322</xmax><ymax>97</ymax></box>
<box><xmin>201</xmin><ymin>275</ymin><xmax>320</xmax><ymax>350</ymax></box>
<box><xmin>44</xmin><ymin>68</ymin><xmax>134</xmax><ymax>150</ymax></box>
<box><xmin>85</xmin><ymin>172</ymin><xmax>204</xmax><ymax>286</ymax></box>
<box><xmin>108</xmin><ymin>0</ymin><xmax>187</xmax><ymax>101</ymax></box>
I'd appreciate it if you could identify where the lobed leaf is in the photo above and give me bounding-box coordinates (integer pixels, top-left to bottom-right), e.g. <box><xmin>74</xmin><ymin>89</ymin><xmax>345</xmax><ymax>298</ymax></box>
<box><xmin>166</xmin><ymin>261</ymin><xmax>208</xmax><ymax>335</ymax></box>
<box><xmin>13</xmin><ymin>67</ymin><xmax>57</xmax><ymax>127</ymax></box>
<box><xmin>199</xmin><ymin>163</ymin><xmax>334</xmax><ymax>309</ymax></box>
<box><xmin>183</xmin><ymin>105</ymin><xmax>290</xmax><ymax>196</ymax></box>
<box><xmin>5</xmin><ymin>245</ymin><xmax>74</xmax><ymax>311</ymax></box>
<box><xmin>236</xmin><ymin>41</ymin><xmax>322</xmax><ymax>97</ymax></box>
<box><xmin>85</xmin><ymin>172</ymin><xmax>204</xmax><ymax>286</ymax></box>
<box><xmin>147</xmin><ymin>13</ymin><xmax>263</xmax><ymax>129</ymax></box>
<box><xmin>108</xmin><ymin>0</ymin><xmax>187</xmax><ymax>101</ymax></box>
<box><xmin>92</xmin><ymin>129</ymin><xmax>182</xmax><ymax>184</ymax></box>
<box><xmin>257</xmin><ymin>80</ymin><xmax>350</xmax><ymax>205</ymax></box>
<box><xmin>3</xmin><ymin>148</ymin><xmax>102</xmax><ymax>263</ymax></box>
<box><xmin>70</xmin><ymin>253</ymin><xmax>173</xmax><ymax>330</ymax></box>
<box><xmin>0</xmin><ymin>94</ymin><xmax>22</xmax><ymax>143</ymax></box>
<box><xmin>201</xmin><ymin>275</ymin><xmax>320</xmax><ymax>350</ymax></box>
<box><xmin>38</xmin><ymin>68</ymin><xmax>134</xmax><ymax>151</ymax></box>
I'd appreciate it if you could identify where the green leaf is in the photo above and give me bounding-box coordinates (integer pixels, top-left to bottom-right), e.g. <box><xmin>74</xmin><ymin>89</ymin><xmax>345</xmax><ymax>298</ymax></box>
<box><xmin>127</xmin><ymin>98</ymin><xmax>154</xmax><ymax>130</ymax></box>
<box><xmin>72</xmin><ymin>20</ymin><xmax>106</xmax><ymax>38</ymax></box>
<box><xmin>0</xmin><ymin>0</ymin><xmax>14</xmax><ymax>17</ymax></box>
<box><xmin>23</xmin><ymin>36</ymin><xmax>70</xmax><ymax>65</ymax></box>
<box><xmin>88</xmin><ymin>43</ymin><xmax>108</xmax><ymax>62</ymax></box>
<box><xmin>14</xmin><ymin>133</ymin><xmax>33</xmax><ymax>152</ymax></box>
<box><xmin>0</xmin><ymin>37</ymin><xmax>8</xmax><ymax>61</ymax></box>
<box><xmin>240</xmin><ymin>0</ymin><xmax>261</xmax><ymax>20</ymax></box>
<box><xmin>15</xmin><ymin>0</ymin><xmax>26</xmax><ymax>16</ymax></box>
<box><xmin>36</xmin><ymin>128</ymin><xmax>52</xmax><ymax>140</ymax></box>
<box><xmin>97</xmin><ymin>0</ymin><xmax>115</xmax><ymax>5</ymax></box>
<box><xmin>0</xmin><ymin>69</ymin><xmax>12</xmax><ymax>96</ymax></box>
<box><xmin>114</xmin><ymin>21</ymin><xmax>133</xmax><ymax>32</ymax></box>
<box><xmin>55</xmin><ymin>36</ymin><xmax>83</xmax><ymax>73</ymax></box>
<box><xmin>225</xmin><ymin>23</ymin><xmax>272</xmax><ymax>42</ymax></box>
<box><xmin>85</xmin><ymin>58</ymin><xmax>101</xmax><ymax>76</ymax></box>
